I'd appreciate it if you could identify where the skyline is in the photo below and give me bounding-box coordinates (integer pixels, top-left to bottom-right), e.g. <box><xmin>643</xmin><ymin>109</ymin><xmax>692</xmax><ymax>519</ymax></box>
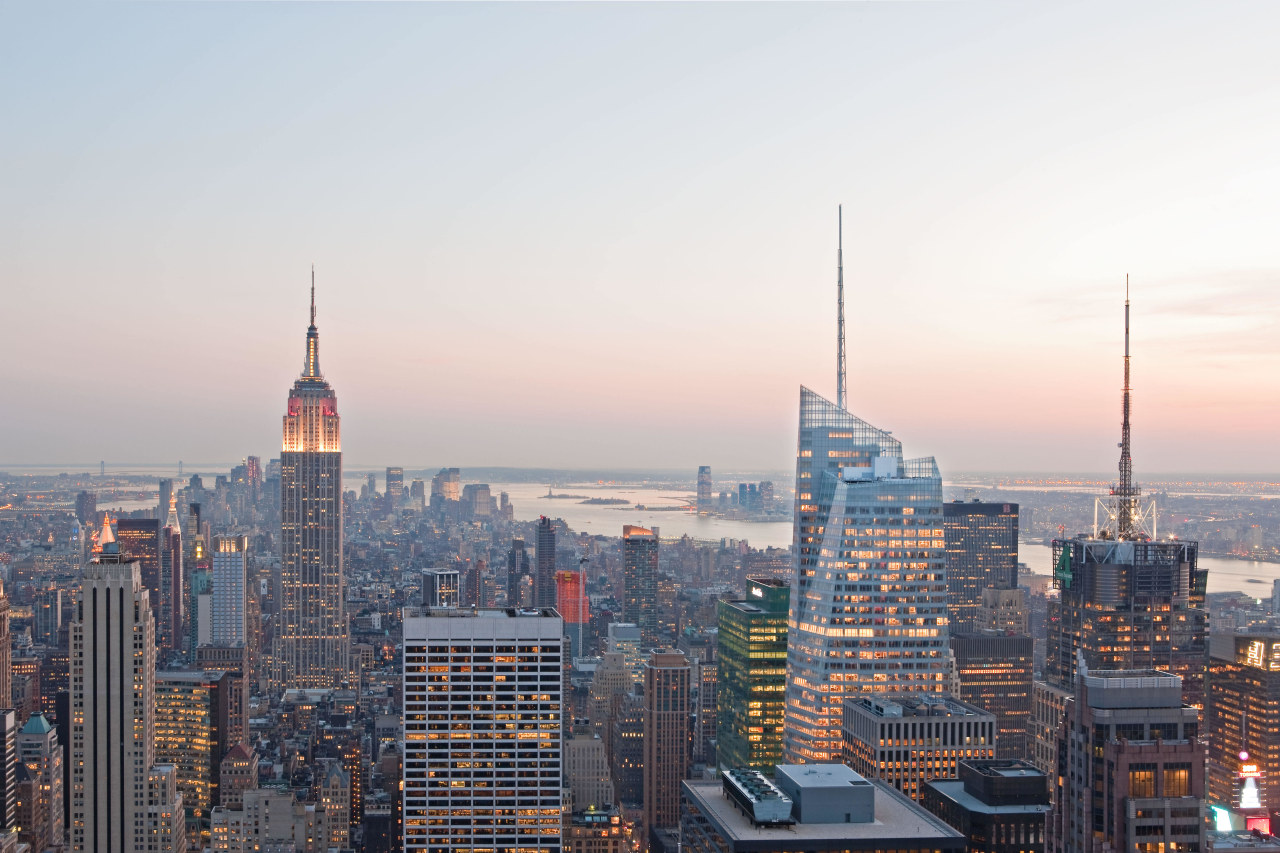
<box><xmin>4</xmin><ymin>3</ymin><xmax>1279</xmax><ymax>473</ymax></box>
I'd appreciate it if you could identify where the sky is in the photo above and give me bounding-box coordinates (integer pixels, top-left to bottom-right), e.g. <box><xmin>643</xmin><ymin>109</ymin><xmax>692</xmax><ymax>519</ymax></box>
<box><xmin>2</xmin><ymin>2</ymin><xmax>1278</xmax><ymax>475</ymax></box>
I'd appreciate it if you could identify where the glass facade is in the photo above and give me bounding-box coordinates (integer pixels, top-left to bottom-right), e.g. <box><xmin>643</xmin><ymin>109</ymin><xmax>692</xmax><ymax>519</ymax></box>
<box><xmin>716</xmin><ymin>577</ymin><xmax>789</xmax><ymax>772</ymax></box>
<box><xmin>942</xmin><ymin>502</ymin><xmax>1018</xmax><ymax>634</ymax></box>
<box><xmin>622</xmin><ymin>526</ymin><xmax>658</xmax><ymax>649</ymax></box>
<box><xmin>784</xmin><ymin>387</ymin><xmax>948</xmax><ymax>764</ymax></box>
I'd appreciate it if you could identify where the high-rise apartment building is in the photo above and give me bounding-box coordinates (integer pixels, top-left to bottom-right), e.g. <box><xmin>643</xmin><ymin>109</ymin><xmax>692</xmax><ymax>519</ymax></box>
<box><xmin>623</xmin><ymin>526</ymin><xmax>659</xmax><ymax>649</ymax></box>
<box><xmin>535</xmin><ymin>516</ymin><xmax>557</xmax><ymax>610</ymax></box>
<box><xmin>277</xmin><ymin>285</ymin><xmax>349</xmax><ymax>689</ymax></box>
<box><xmin>943</xmin><ymin>501</ymin><xmax>1018</xmax><ymax>634</ymax></box>
<box><xmin>784</xmin><ymin>387</ymin><xmax>948</xmax><ymax>764</ymax></box>
<box><xmin>211</xmin><ymin>535</ymin><xmax>247</xmax><ymax>647</ymax></box>
<box><xmin>643</xmin><ymin>649</ymin><xmax>690</xmax><ymax>844</ymax></box>
<box><xmin>402</xmin><ymin>607</ymin><xmax>563</xmax><ymax>852</ymax></box>
<box><xmin>1048</xmin><ymin>666</ymin><xmax>1204</xmax><ymax>853</ymax></box>
<box><xmin>71</xmin><ymin>521</ymin><xmax>185</xmax><ymax>853</ymax></box>
<box><xmin>696</xmin><ymin>466</ymin><xmax>712</xmax><ymax>512</ymax></box>
<box><xmin>556</xmin><ymin>569</ymin><xmax>589</xmax><ymax>660</ymax></box>
<box><xmin>950</xmin><ymin>631</ymin><xmax>1033</xmax><ymax>760</ymax></box>
<box><xmin>716</xmin><ymin>577</ymin><xmax>789</xmax><ymax>772</ymax></box>
<box><xmin>1206</xmin><ymin>633</ymin><xmax>1280</xmax><ymax>814</ymax></box>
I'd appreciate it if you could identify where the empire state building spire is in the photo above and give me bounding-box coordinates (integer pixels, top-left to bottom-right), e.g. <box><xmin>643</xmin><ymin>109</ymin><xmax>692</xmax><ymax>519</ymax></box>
<box><xmin>303</xmin><ymin>268</ymin><xmax>322</xmax><ymax>379</ymax></box>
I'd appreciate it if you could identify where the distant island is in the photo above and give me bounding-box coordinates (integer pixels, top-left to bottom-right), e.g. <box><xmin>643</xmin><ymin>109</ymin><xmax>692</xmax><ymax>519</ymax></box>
<box><xmin>580</xmin><ymin>497</ymin><xmax>631</xmax><ymax>505</ymax></box>
<box><xmin>539</xmin><ymin>493</ymin><xmax>588</xmax><ymax>500</ymax></box>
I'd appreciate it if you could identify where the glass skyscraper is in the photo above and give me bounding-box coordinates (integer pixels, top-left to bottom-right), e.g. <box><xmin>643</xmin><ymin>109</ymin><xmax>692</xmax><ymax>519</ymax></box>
<box><xmin>276</xmin><ymin>286</ymin><xmax>348</xmax><ymax>689</ymax></box>
<box><xmin>716</xmin><ymin>576</ymin><xmax>789</xmax><ymax>771</ymax></box>
<box><xmin>783</xmin><ymin>387</ymin><xmax>948</xmax><ymax>764</ymax></box>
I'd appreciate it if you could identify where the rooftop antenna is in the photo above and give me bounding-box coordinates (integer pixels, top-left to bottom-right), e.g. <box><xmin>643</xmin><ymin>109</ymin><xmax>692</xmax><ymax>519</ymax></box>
<box><xmin>836</xmin><ymin>205</ymin><xmax>846</xmax><ymax>410</ymax></box>
<box><xmin>310</xmin><ymin>265</ymin><xmax>316</xmax><ymax>328</ymax></box>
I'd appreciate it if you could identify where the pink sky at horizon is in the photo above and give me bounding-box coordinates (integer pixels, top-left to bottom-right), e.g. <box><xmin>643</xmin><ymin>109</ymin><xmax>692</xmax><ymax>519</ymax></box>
<box><xmin>1</xmin><ymin>3</ymin><xmax>1277</xmax><ymax>474</ymax></box>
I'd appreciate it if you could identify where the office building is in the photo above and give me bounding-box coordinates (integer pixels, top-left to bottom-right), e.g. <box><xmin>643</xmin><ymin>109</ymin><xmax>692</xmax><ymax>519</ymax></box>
<box><xmin>696</xmin><ymin>467</ymin><xmax>712</xmax><ymax>512</ymax></box>
<box><xmin>1028</xmin><ymin>680</ymin><xmax>1070</xmax><ymax>778</ymax></box>
<box><xmin>209</xmin><ymin>789</ymin><xmax>319</xmax><ymax>853</ymax></box>
<box><xmin>977</xmin><ymin>586</ymin><xmax>1029</xmax><ymax>635</ymax></box>
<box><xmin>71</xmin><ymin>519</ymin><xmax>185</xmax><ymax>853</ymax></box>
<box><xmin>155</xmin><ymin>670</ymin><xmax>237</xmax><ymax>824</ymax></box>
<box><xmin>211</xmin><ymin>534</ymin><xmax>248</xmax><ymax>646</ymax></box>
<box><xmin>921</xmin><ymin>759</ymin><xmax>1049</xmax><ymax>853</ymax></box>
<box><xmin>607</xmin><ymin>622</ymin><xmax>644</xmax><ymax>683</ymax></box>
<box><xmin>0</xmin><ymin>582</ymin><xmax>8</xmax><ymax>711</ymax></box>
<box><xmin>842</xmin><ymin>695</ymin><xmax>997</xmax><ymax>801</ymax></box>
<box><xmin>610</xmin><ymin>693</ymin><xmax>644</xmax><ymax>806</ymax></box>
<box><xmin>623</xmin><ymin>526</ymin><xmax>659</xmax><ymax>649</ymax></box>
<box><xmin>565</xmin><ymin>720</ymin><xmax>616</xmax><ymax>812</ymax></box>
<box><xmin>402</xmin><ymin>607</ymin><xmax>563</xmax><ymax>852</ymax></box>
<box><xmin>16</xmin><ymin>712</ymin><xmax>64</xmax><ymax>853</ymax></box>
<box><xmin>160</xmin><ymin>496</ymin><xmax>183</xmax><ymax>652</ymax></box>
<box><xmin>277</xmin><ymin>284</ymin><xmax>349</xmax><ymax>689</ymax></box>
<box><xmin>116</xmin><ymin>518</ymin><xmax>162</xmax><ymax>634</ymax></box>
<box><xmin>0</xmin><ymin>710</ymin><xmax>14</xmax><ymax>844</ymax></box>
<box><xmin>784</xmin><ymin>387</ymin><xmax>948</xmax><ymax>764</ymax></box>
<box><xmin>1048</xmin><ymin>666</ymin><xmax>1204</xmax><ymax>853</ymax></box>
<box><xmin>385</xmin><ymin>466</ymin><xmax>403</xmax><ymax>510</ymax></box>
<box><xmin>75</xmin><ymin>490</ymin><xmax>97</xmax><ymax>525</ymax></box>
<box><xmin>564</xmin><ymin>804</ymin><xmax>626</xmax><ymax>853</ymax></box>
<box><xmin>951</xmin><ymin>631</ymin><xmax>1033</xmax><ymax>760</ymax></box>
<box><xmin>421</xmin><ymin>568</ymin><xmax>461</xmax><ymax>608</ymax></box>
<box><xmin>506</xmin><ymin>539</ymin><xmax>531</xmax><ymax>606</ymax></box>
<box><xmin>1046</xmin><ymin>537</ymin><xmax>1208</xmax><ymax>710</ymax></box>
<box><xmin>680</xmin><ymin>764</ymin><xmax>965</xmax><ymax>853</ymax></box>
<box><xmin>1207</xmin><ymin>633</ymin><xmax>1280</xmax><ymax>815</ymax></box>
<box><xmin>218</xmin><ymin>744</ymin><xmax>258</xmax><ymax>811</ymax></box>
<box><xmin>643</xmin><ymin>650</ymin><xmax>691</xmax><ymax>843</ymax></box>
<box><xmin>31</xmin><ymin>586</ymin><xmax>61</xmax><ymax>647</ymax></box>
<box><xmin>943</xmin><ymin>501</ymin><xmax>1018</xmax><ymax>634</ymax></box>
<box><xmin>536</xmin><ymin>516</ymin><xmax>557</xmax><ymax>609</ymax></box>
<box><xmin>318</xmin><ymin>760</ymin><xmax>350</xmax><ymax>850</ymax></box>
<box><xmin>716</xmin><ymin>577</ymin><xmax>789</xmax><ymax>772</ymax></box>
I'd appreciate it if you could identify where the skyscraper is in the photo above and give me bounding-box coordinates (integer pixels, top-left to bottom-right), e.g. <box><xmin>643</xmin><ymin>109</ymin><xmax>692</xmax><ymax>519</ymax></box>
<box><xmin>623</xmin><ymin>525</ymin><xmax>659</xmax><ymax>649</ymax></box>
<box><xmin>0</xmin><ymin>581</ymin><xmax>9</xmax><ymax>711</ymax></box>
<box><xmin>384</xmin><ymin>466</ymin><xmax>403</xmax><ymax>511</ymax></box>
<box><xmin>716</xmin><ymin>577</ymin><xmax>789</xmax><ymax>772</ymax></box>
<box><xmin>160</xmin><ymin>495</ymin><xmax>183</xmax><ymax>652</ymax></box>
<box><xmin>783</xmin><ymin>211</ymin><xmax>948</xmax><ymax>764</ymax></box>
<box><xmin>506</xmin><ymin>538</ymin><xmax>530</xmax><ymax>606</ymax></box>
<box><xmin>950</xmin><ymin>631</ymin><xmax>1033</xmax><ymax>760</ymax></box>
<box><xmin>1206</xmin><ymin>632</ymin><xmax>1280</xmax><ymax>816</ymax></box>
<box><xmin>116</xmin><ymin>517</ymin><xmax>162</xmax><ymax>637</ymax></box>
<box><xmin>277</xmin><ymin>281</ymin><xmax>348</xmax><ymax>689</ymax></box>
<box><xmin>556</xmin><ymin>569</ymin><xmax>589</xmax><ymax>659</ymax></box>
<box><xmin>643</xmin><ymin>649</ymin><xmax>690</xmax><ymax>844</ymax></box>
<box><xmin>401</xmin><ymin>607</ymin><xmax>563</xmax><ymax>852</ymax></box>
<box><xmin>783</xmin><ymin>388</ymin><xmax>948</xmax><ymax>764</ymax></box>
<box><xmin>71</xmin><ymin>519</ymin><xmax>185</xmax><ymax>853</ymax></box>
<box><xmin>535</xmin><ymin>515</ymin><xmax>557</xmax><ymax>609</ymax></box>
<box><xmin>942</xmin><ymin>501</ymin><xmax>1018</xmax><ymax>634</ymax></box>
<box><xmin>211</xmin><ymin>535</ymin><xmax>247</xmax><ymax>646</ymax></box>
<box><xmin>696</xmin><ymin>466</ymin><xmax>712</xmax><ymax>512</ymax></box>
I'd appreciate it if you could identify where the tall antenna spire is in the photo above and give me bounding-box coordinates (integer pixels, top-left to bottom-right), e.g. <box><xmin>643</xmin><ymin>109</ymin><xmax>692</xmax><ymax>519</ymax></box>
<box><xmin>1116</xmin><ymin>274</ymin><xmax>1138</xmax><ymax>539</ymax></box>
<box><xmin>310</xmin><ymin>265</ymin><xmax>316</xmax><ymax>328</ymax></box>
<box><xmin>836</xmin><ymin>205</ymin><xmax>846</xmax><ymax>411</ymax></box>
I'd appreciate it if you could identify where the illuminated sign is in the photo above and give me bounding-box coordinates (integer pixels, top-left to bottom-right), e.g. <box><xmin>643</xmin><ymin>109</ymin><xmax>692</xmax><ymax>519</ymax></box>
<box><xmin>750</xmin><ymin>586</ymin><xmax>764</xmax><ymax>599</ymax></box>
<box><xmin>1248</xmin><ymin>817</ymin><xmax>1272</xmax><ymax>834</ymax></box>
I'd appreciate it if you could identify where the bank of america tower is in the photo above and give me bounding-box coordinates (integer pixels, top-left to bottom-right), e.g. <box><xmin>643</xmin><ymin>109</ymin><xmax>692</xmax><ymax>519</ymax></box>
<box><xmin>783</xmin><ymin>210</ymin><xmax>949</xmax><ymax>763</ymax></box>
<box><xmin>275</xmin><ymin>279</ymin><xmax>349</xmax><ymax>688</ymax></box>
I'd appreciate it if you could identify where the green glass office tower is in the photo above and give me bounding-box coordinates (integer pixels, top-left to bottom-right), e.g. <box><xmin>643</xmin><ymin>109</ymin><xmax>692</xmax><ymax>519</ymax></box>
<box><xmin>717</xmin><ymin>577</ymin><xmax>790</xmax><ymax>771</ymax></box>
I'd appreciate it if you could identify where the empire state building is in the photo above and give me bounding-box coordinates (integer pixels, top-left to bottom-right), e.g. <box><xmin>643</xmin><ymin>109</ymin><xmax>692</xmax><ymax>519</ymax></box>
<box><xmin>276</xmin><ymin>282</ymin><xmax>349</xmax><ymax>689</ymax></box>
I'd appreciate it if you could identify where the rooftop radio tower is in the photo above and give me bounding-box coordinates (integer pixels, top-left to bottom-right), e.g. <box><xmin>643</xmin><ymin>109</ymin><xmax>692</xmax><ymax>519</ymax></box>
<box><xmin>836</xmin><ymin>205</ymin><xmax>846</xmax><ymax>411</ymax></box>
<box><xmin>1095</xmin><ymin>275</ymin><xmax>1156</xmax><ymax>540</ymax></box>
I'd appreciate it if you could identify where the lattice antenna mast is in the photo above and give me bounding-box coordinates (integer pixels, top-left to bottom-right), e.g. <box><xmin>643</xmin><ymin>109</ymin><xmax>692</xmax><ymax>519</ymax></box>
<box><xmin>310</xmin><ymin>265</ymin><xmax>316</xmax><ymax>328</ymax></box>
<box><xmin>1115</xmin><ymin>274</ymin><xmax>1142</xmax><ymax>539</ymax></box>
<box><xmin>836</xmin><ymin>205</ymin><xmax>846</xmax><ymax>411</ymax></box>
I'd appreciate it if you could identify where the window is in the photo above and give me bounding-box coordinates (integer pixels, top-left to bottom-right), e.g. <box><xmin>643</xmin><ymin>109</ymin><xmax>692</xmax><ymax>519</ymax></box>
<box><xmin>1129</xmin><ymin>764</ymin><xmax>1156</xmax><ymax>798</ymax></box>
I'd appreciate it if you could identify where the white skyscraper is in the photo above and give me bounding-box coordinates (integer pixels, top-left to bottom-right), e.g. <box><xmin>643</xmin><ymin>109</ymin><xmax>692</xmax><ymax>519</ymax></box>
<box><xmin>782</xmin><ymin>388</ymin><xmax>949</xmax><ymax>764</ymax></box>
<box><xmin>211</xmin><ymin>534</ymin><xmax>248</xmax><ymax>646</ymax></box>
<box><xmin>71</xmin><ymin>519</ymin><xmax>185</xmax><ymax>853</ymax></box>
<box><xmin>402</xmin><ymin>607</ymin><xmax>564</xmax><ymax>852</ymax></box>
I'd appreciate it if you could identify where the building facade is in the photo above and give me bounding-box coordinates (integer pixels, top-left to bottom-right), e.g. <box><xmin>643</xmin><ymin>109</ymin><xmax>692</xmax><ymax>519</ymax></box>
<box><xmin>784</xmin><ymin>387</ymin><xmax>949</xmax><ymax>764</ymax></box>
<box><xmin>1207</xmin><ymin>633</ymin><xmax>1280</xmax><ymax>815</ymax></box>
<box><xmin>716</xmin><ymin>577</ymin><xmax>789</xmax><ymax>772</ymax></box>
<box><xmin>643</xmin><ymin>650</ymin><xmax>690</xmax><ymax>843</ymax></box>
<box><xmin>402</xmin><ymin>608</ymin><xmax>564</xmax><ymax>852</ymax></box>
<box><xmin>211</xmin><ymin>534</ymin><xmax>247</xmax><ymax>647</ymax></box>
<box><xmin>921</xmin><ymin>759</ymin><xmax>1049</xmax><ymax>853</ymax></box>
<box><xmin>71</xmin><ymin>522</ymin><xmax>185</xmax><ymax>853</ymax></box>
<box><xmin>951</xmin><ymin>631</ymin><xmax>1033</xmax><ymax>760</ymax></box>
<box><xmin>623</xmin><ymin>526</ymin><xmax>659</xmax><ymax>649</ymax></box>
<box><xmin>841</xmin><ymin>695</ymin><xmax>997</xmax><ymax>801</ymax></box>
<box><xmin>277</xmin><ymin>287</ymin><xmax>348</xmax><ymax>689</ymax></box>
<box><xmin>943</xmin><ymin>501</ymin><xmax>1019</xmax><ymax>634</ymax></box>
<box><xmin>536</xmin><ymin>516</ymin><xmax>557</xmax><ymax>610</ymax></box>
